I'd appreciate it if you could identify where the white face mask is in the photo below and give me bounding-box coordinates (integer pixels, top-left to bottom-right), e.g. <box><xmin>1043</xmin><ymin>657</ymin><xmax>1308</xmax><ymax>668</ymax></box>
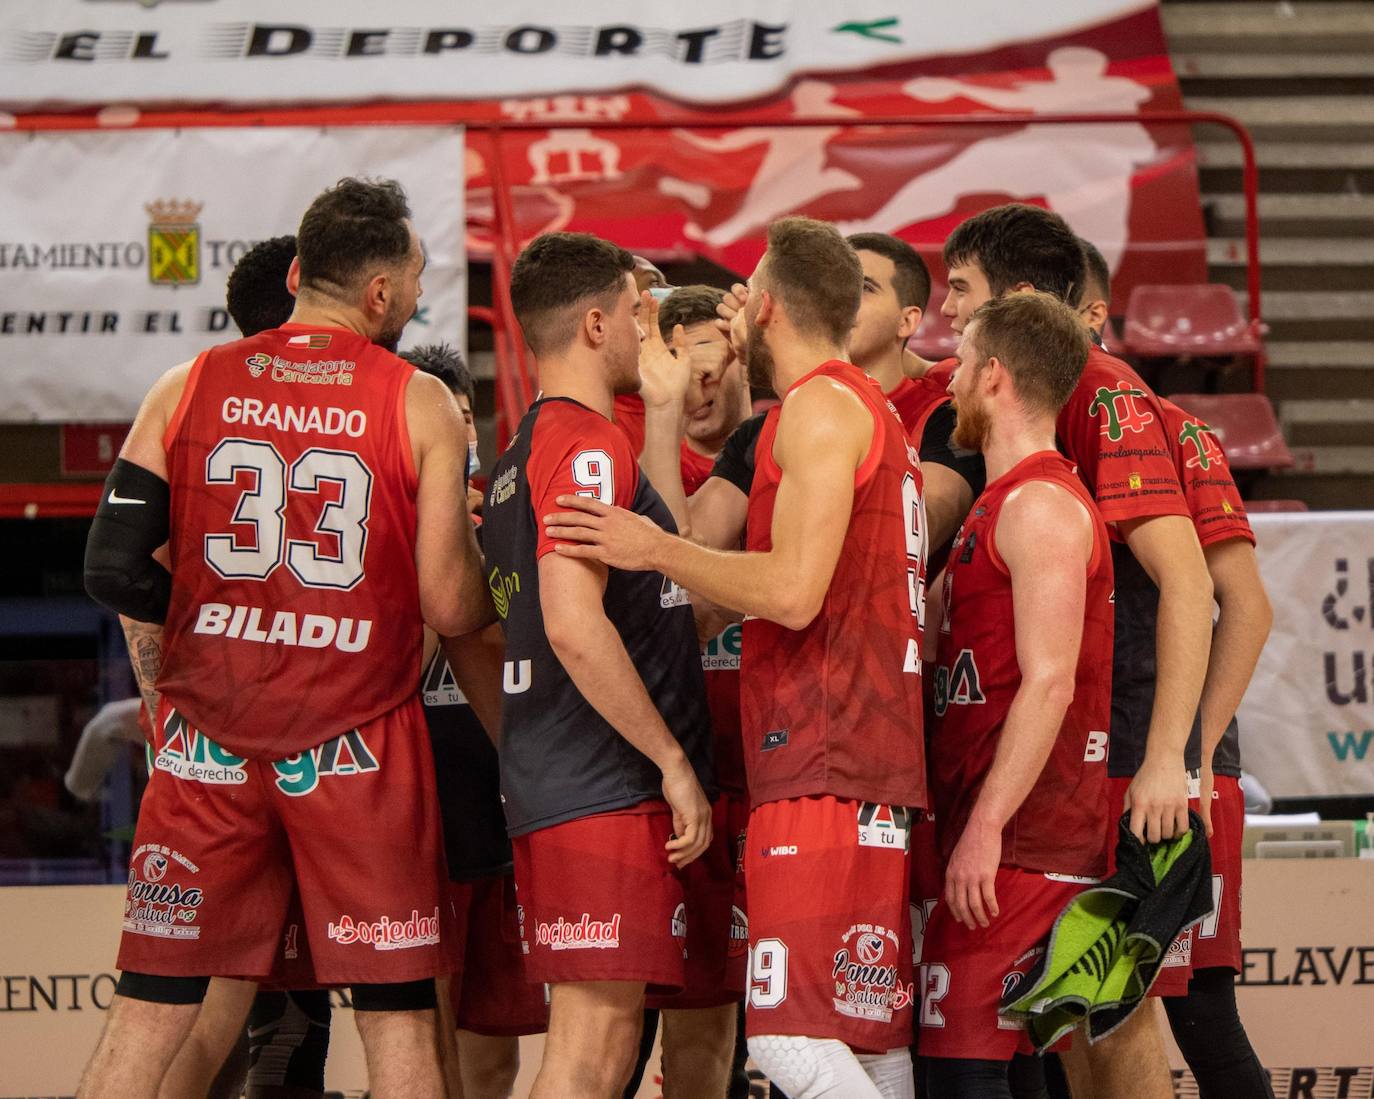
<box><xmin>466</xmin><ymin>439</ymin><xmax>481</xmax><ymax>478</ymax></box>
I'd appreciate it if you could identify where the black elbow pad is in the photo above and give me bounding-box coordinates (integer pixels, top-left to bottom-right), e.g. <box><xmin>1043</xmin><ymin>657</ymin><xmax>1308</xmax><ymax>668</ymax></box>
<box><xmin>84</xmin><ymin>459</ymin><xmax>173</xmax><ymax>624</ymax></box>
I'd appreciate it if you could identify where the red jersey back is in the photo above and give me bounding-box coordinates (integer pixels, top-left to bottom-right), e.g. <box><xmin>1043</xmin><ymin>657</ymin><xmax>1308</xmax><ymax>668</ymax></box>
<box><xmin>742</xmin><ymin>361</ymin><xmax>928</xmax><ymax>809</ymax></box>
<box><xmin>931</xmin><ymin>452</ymin><xmax>1112</xmax><ymax>877</ymax></box>
<box><xmin>158</xmin><ymin>324</ymin><xmax>422</xmax><ymax>759</ymax></box>
<box><xmin>1159</xmin><ymin>399</ymin><xmax>1255</xmax><ymax>550</ymax></box>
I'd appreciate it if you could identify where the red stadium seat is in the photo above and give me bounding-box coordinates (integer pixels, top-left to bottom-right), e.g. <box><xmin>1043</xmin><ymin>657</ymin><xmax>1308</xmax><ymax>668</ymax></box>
<box><xmin>1168</xmin><ymin>392</ymin><xmax>1294</xmax><ymax>471</ymax></box>
<box><xmin>1122</xmin><ymin>284</ymin><xmax>1263</xmax><ymax>357</ymax></box>
<box><xmin>909</xmin><ymin>284</ymin><xmax>959</xmax><ymax>361</ymax></box>
<box><xmin>1243</xmin><ymin>499</ymin><xmax>1309</xmax><ymax>513</ymax></box>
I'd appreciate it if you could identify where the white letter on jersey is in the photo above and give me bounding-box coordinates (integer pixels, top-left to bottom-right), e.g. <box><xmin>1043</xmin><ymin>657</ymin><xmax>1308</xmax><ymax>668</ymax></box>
<box><xmin>504</xmin><ymin>659</ymin><xmax>533</xmax><ymax>695</ymax></box>
<box><xmin>194</xmin><ymin>603</ymin><xmax>231</xmax><ymax>635</ymax></box>
<box><xmin>1083</xmin><ymin>730</ymin><xmax>1108</xmax><ymax>763</ymax></box>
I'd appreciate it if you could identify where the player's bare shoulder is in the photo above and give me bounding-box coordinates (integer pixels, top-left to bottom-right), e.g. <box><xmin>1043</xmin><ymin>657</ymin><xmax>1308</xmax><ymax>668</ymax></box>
<box><xmin>404</xmin><ymin>366</ymin><xmax>465</xmax><ymax>463</ymax></box>
<box><xmin>775</xmin><ymin>373</ymin><xmax>873</xmax><ymax>463</ymax></box>
<box><xmin>998</xmin><ymin>479</ymin><xmax>1094</xmax><ymax>561</ymax></box>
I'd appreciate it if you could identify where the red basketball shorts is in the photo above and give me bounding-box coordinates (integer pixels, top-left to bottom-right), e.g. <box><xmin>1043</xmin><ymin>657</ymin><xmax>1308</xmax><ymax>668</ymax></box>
<box><xmin>447</xmin><ymin>876</ymin><xmax>549</xmax><ymax>1036</ymax></box>
<box><xmin>648</xmin><ymin>792</ymin><xmax>750</xmax><ymax>1011</ymax></box>
<box><xmin>1106</xmin><ymin>771</ymin><xmax>1231</xmax><ymax>997</ymax></box>
<box><xmin>511</xmin><ymin>801</ymin><xmax>686</xmax><ymax>991</ymax></box>
<box><xmin>919</xmin><ymin>868</ymin><xmax>1090</xmax><ymax>1061</ymax></box>
<box><xmin>119</xmin><ymin>698</ymin><xmax>447</xmax><ymax>987</ymax></box>
<box><xmin>744</xmin><ymin>795</ymin><xmax>914</xmax><ymax>1053</ymax></box>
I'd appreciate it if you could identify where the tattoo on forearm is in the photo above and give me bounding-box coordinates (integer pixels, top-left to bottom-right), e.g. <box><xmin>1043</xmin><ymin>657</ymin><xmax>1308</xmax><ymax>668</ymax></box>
<box><xmin>122</xmin><ymin>619</ymin><xmax>165</xmax><ymax>719</ymax></box>
<box><xmin>134</xmin><ymin>634</ymin><xmax>162</xmax><ymax>688</ymax></box>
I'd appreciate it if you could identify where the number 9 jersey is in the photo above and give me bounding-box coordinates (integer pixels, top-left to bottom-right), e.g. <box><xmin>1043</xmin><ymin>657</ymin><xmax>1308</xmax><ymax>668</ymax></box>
<box><xmin>157</xmin><ymin>325</ymin><xmax>423</xmax><ymax>760</ymax></box>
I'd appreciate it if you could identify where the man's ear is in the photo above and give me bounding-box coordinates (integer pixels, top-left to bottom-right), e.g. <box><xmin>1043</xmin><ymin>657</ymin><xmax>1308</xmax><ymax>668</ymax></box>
<box><xmin>1082</xmin><ymin>299</ymin><xmax>1110</xmax><ymax>336</ymax></box>
<box><xmin>898</xmin><ymin>305</ymin><xmax>922</xmax><ymax>341</ymax></box>
<box><xmin>582</xmin><ymin>306</ymin><xmax>608</xmax><ymax>349</ymax></box>
<box><xmin>363</xmin><ymin>272</ymin><xmax>389</xmax><ymax>318</ymax></box>
<box><xmin>755</xmin><ymin>289</ymin><xmax>775</xmax><ymax>327</ymax></box>
<box><xmin>286</xmin><ymin>256</ymin><xmax>301</xmax><ymax>296</ymax></box>
<box><xmin>1010</xmin><ymin>281</ymin><xmax>1037</xmax><ymax>295</ymax></box>
<box><xmin>983</xmin><ymin>355</ymin><xmax>1009</xmax><ymax>394</ymax></box>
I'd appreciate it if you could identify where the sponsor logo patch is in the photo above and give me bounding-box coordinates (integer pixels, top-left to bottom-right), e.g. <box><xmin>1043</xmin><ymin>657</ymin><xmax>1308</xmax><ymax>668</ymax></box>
<box><xmin>124</xmin><ymin>843</ymin><xmax>204</xmax><ymax>940</ymax></box>
<box><xmin>327</xmin><ymin>907</ymin><xmax>441</xmax><ymax>951</ymax></box>
<box><xmin>832</xmin><ymin>922</ymin><xmax>906</xmax><ymax>1023</ymax></box>
<box><xmin>858</xmin><ymin>802</ymin><xmax>911</xmax><ymax>851</ymax></box>
<box><xmin>534</xmin><ymin>912</ymin><xmax>622</xmax><ymax>951</ymax></box>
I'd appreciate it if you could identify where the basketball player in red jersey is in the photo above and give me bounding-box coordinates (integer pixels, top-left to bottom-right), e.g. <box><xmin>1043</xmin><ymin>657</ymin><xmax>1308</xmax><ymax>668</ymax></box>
<box><xmin>79</xmin><ymin>178</ymin><xmax>492</xmax><ymax>1099</ymax></box>
<box><xmin>919</xmin><ymin>292</ymin><xmax>1109</xmax><ymax>1095</ymax></box>
<box><xmin>938</xmin><ymin>203</ymin><xmax>1213</xmax><ymax>1099</ymax></box>
<box><xmin>546</xmin><ymin>217</ymin><xmax>927</xmax><ymax>1099</ymax></box>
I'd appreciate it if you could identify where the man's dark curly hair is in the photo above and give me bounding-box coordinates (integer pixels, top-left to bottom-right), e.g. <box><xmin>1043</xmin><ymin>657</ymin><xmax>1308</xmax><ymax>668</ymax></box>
<box><xmin>296</xmin><ymin>177</ymin><xmax>413</xmax><ymax>299</ymax></box>
<box><xmin>401</xmin><ymin>343</ymin><xmax>474</xmax><ymax>404</ymax></box>
<box><xmin>225</xmin><ymin>235</ymin><xmax>296</xmax><ymax>337</ymax></box>
<box><xmin>943</xmin><ymin>203</ymin><xmax>1084</xmax><ymax>303</ymax></box>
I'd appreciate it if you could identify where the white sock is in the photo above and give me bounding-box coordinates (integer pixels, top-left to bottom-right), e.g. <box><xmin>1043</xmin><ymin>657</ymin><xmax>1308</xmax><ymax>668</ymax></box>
<box><xmin>747</xmin><ymin>1035</ymin><xmax>884</xmax><ymax>1098</ymax></box>
<box><xmin>857</xmin><ymin>1047</ymin><xmax>916</xmax><ymax>1099</ymax></box>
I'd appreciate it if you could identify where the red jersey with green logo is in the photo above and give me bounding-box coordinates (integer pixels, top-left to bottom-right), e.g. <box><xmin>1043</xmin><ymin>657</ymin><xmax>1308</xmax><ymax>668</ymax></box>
<box><xmin>932</xmin><ymin>452</ymin><xmax>1112</xmax><ymax>877</ymax></box>
<box><xmin>158</xmin><ymin>325</ymin><xmax>422</xmax><ymax>760</ymax></box>
<box><xmin>1055</xmin><ymin>346</ymin><xmax>1189</xmax><ymax>527</ymax></box>
<box><xmin>1160</xmin><ymin>400</ymin><xmax>1255</xmax><ymax>550</ymax></box>
<box><xmin>742</xmin><ymin>361</ymin><xmax>928</xmax><ymax>809</ymax></box>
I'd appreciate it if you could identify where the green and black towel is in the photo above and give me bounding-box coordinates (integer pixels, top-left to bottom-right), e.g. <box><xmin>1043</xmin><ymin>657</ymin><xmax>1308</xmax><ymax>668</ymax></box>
<box><xmin>999</xmin><ymin>810</ymin><xmax>1213</xmax><ymax>1050</ymax></box>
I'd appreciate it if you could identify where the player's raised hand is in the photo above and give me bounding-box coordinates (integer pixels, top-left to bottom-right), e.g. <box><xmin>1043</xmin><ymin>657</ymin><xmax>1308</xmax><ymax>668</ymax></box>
<box><xmin>546</xmin><ymin>495</ymin><xmax>664</xmax><ymax>572</ymax></box>
<box><xmin>944</xmin><ymin>818</ymin><xmax>1002</xmax><ymax>930</ymax></box>
<box><xmin>1123</xmin><ymin>755</ymin><xmax>1190</xmax><ymax>844</ymax></box>
<box><xmin>716</xmin><ymin>282</ymin><xmax>750</xmax><ymax>361</ymax></box>
<box><xmin>638</xmin><ymin>292</ymin><xmax>692</xmax><ymax>410</ymax></box>
<box><xmin>661</xmin><ymin>755</ymin><xmax>712</xmax><ymax>868</ymax></box>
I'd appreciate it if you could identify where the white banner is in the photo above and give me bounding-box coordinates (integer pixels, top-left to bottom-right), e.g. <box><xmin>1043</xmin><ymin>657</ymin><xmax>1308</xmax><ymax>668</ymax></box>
<box><xmin>0</xmin><ymin>0</ymin><xmax>1146</xmax><ymax>110</ymax></box>
<box><xmin>0</xmin><ymin>125</ymin><xmax>466</xmax><ymax>422</ymax></box>
<box><xmin>1238</xmin><ymin>512</ymin><xmax>1374</xmax><ymax>800</ymax></box>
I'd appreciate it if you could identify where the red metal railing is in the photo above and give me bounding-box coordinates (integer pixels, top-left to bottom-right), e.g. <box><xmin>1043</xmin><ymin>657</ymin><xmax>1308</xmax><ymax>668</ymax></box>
<box><xmin>478</xmin><ymin>109</ymin><xmax>1264</xmax><ymax>434</ymax></box>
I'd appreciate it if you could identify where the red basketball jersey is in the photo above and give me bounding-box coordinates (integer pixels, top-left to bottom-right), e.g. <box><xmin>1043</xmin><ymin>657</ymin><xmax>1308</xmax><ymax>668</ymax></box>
<box><xmin>1159</xmin><ymin>399</ymin><xmax>1255</xmax><ymax>550</ymax></box>
<box><xmin>888</xmin><ymin>360</ymin><xmax>955</xmax><ymax>442</ymax></box>
<box><xmin>742</xmin><ymin>360</ymin><xmax>928</xmax><ymax>809</ymax></box>
<box><xmin>931</xmin><ymin>452</ymin><xmax>1112</xmax><ymax>878</ymax></box>
<box><xmin>1055</xmin><ymin>346</ymin><xmax>1189</xmax><ymax>528</ymax></box>
<box><xmin>158</xmin><ymin>324</ymin><xmax>423</xmax><ymax>759</ymax></box>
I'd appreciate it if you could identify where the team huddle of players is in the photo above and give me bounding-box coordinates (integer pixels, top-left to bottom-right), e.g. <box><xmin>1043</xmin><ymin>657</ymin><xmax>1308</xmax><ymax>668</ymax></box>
<box><xmin>76</xmin><ymin>177</ymin><xmax>1276</xmax><ymax>1099</ymax></box>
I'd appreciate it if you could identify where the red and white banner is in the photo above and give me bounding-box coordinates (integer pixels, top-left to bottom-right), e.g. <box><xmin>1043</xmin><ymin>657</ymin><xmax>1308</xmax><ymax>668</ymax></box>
<box><xmin>459</xmin><ymin>2</ymin><xmax>1206</xmax><ymax>298</ymax></box>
